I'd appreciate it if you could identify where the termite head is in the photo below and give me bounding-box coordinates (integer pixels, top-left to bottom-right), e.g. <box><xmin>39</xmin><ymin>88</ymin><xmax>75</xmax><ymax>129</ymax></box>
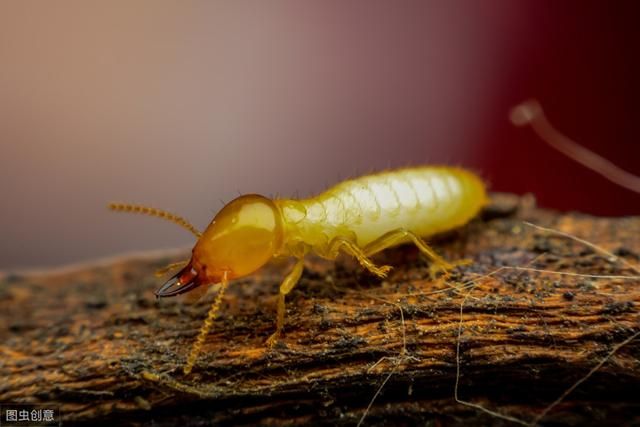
<box><xmin>155</xmin><ymin>195</ymin><xmax>284</xmax><ymax>297</ymax></box>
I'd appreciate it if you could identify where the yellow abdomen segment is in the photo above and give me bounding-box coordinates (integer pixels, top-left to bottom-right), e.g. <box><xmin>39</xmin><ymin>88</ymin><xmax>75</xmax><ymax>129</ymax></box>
<box><xmin>279</xmin><ymin>166</ymin><xmax>487</xmax><ymax>248</ymax></box>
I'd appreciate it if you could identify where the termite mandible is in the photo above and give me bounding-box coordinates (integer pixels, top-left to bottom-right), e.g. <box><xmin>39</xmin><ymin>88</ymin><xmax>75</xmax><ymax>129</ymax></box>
<box><xmin>110</xmin><ymin>166</ymin><xmax>487</xmax><ymax>374</ymax></box>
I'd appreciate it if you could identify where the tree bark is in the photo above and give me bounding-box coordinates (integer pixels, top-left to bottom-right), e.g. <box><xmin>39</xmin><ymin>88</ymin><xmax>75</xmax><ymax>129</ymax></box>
<box><xmin>1</xmin><ymin>194</ymin><xmax>639</xmax><ymax>426</ymax></box>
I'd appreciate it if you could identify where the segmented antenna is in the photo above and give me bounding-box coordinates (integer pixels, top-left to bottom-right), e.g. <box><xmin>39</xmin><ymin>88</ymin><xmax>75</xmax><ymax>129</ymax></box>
<box><xmin>108</xmin><ymin>202</ymin><xmax>202</xmax><ymax>237</ymax></box>
<box><xmin>510</xmin><ymin>99</ymin><xmax>640</xmax><ymax>194</ymax></box>
<box><xmin>183</xmin><ymin>271</ymin><xmax>229</xmax><ymax>375</ymax></box>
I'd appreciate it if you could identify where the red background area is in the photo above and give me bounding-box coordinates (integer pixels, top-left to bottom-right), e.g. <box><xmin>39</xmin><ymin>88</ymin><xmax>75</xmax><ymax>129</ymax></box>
<box><xmin>480</xmin><ymin>1</ymin><xmax>640</xmax><ymax>215</ymax></box>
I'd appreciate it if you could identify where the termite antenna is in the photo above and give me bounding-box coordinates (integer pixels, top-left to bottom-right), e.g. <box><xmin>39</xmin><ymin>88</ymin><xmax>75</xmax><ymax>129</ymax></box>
<box><xmin>183</xmin><ymin>271</ymin><xmax>230</xmax><ymax>375</ymax></box>
<box><xmin>510</xmin><ymin>99</ymin><xmax>640</xmax><ymax>194</ymax></box>
<box><xmin>108</xmin><ymin>202</ymin><xmax>202</xmax><ymax>238</ymax></box>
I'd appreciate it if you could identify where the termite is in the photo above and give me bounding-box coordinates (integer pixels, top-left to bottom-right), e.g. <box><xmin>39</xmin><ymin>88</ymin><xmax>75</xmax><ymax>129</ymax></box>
<box><xmin>110</xmin><ymin>166</ymin><xmax>487</xmax><ymax>374</ymax></box>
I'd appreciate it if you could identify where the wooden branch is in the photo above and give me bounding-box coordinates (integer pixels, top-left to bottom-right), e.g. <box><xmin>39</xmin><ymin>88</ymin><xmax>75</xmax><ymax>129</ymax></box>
<box><xmin>1</xmin><ymin>194</ymin><xmax>639</xmax><ymax>426</ymax></box>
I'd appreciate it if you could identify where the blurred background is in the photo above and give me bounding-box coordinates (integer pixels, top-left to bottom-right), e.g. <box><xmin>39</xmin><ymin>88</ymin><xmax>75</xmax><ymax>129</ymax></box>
<box><xmin>1</xmin><ymin>1</ymin><xmax>639</xmax><ymax>270</ymax></box>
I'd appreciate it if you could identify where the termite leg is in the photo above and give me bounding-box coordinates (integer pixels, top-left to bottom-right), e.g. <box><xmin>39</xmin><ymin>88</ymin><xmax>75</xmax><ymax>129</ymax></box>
<box><xmin>363</xmin><ymin>228</ymin><xmax>458</xmax><ymax>274</ymax></box>
<box><xmin>266</xmin><ymin>258</ymin><xmax>305</xmax><ymax>348</ymax></box>
<box><xmin>326</xmin><ymin>236</ymin><xmax>393</xmax><ymax>278</ymax></box>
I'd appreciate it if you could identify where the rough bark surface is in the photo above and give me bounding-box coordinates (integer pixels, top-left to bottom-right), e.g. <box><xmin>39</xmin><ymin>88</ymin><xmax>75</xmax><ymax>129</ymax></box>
<box><xmin>1</xmin><ymin>194</ymin><xmax>639</xmax><ymax>426</ymax></box>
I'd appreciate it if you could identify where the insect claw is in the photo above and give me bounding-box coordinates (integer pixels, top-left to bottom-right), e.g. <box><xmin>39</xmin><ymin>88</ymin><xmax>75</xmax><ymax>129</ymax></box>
<box><xmin>155</xmin><ymin>264</ymin><xmax>200</xmax><ymax>298</ymax></box>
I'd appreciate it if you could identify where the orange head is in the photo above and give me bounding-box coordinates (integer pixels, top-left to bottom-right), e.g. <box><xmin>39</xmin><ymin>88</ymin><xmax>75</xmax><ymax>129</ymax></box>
<box><xmin>155</xmin><ymin>195</ymin><xmax>283</xmax><ymax>297</ymax></box>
